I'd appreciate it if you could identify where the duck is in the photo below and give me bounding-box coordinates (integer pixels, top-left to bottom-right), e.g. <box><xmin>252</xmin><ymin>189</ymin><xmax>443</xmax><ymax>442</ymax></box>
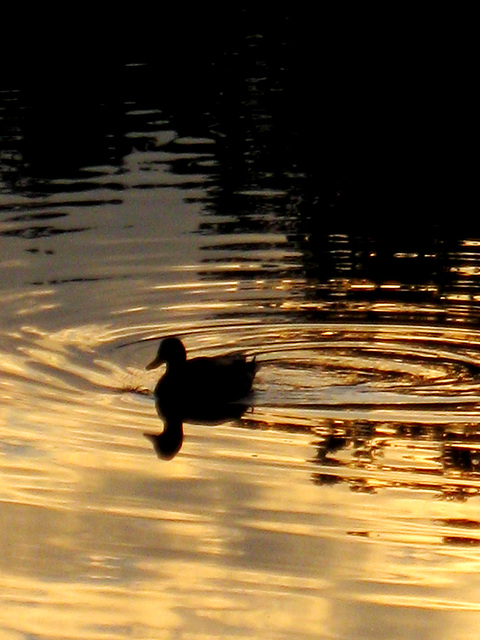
<box><xmin>145</xmin><ymin>336</ymin><xmax>257</xmax><ymax>414</ymax></box>
<box><xmin>144</xmin><ymin>337</ymin><xmax>257</xmax><ymax>460</ymax></box>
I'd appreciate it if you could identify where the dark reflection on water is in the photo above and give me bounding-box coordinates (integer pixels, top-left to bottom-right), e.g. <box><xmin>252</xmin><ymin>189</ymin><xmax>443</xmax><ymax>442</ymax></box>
<box><xmin>145</xmin><ymin>402</ymin><xmax>249</xmax><ymax>461</ymax></box>
<box><xmin>310</xmin><ymin>420</ymin><xmax>480</xmax><ymax>501</ymax></box>
<box><xmin>143</xmin><ymin>408</ymin><xmax>480</xmax><ymax>503</ymax></box>
<box><xmin>1</xmin><ymin>51</ymin><xmax>478</xmax><ymax>324</ymax></box>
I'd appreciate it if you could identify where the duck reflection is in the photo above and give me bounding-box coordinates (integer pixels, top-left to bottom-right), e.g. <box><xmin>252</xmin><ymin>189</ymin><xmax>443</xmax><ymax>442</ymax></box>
<box><xmin>144</xmin><ymin>423</ymin><xmax>183</xmax><ymax>461</ymax></box>
<box><xmin>144</xmin><ymin>337</ymin><xmax>257</xmax><ymax>460</ymax></box>
<box><xmin>144</xmin><ymin>402</ymin><xmax>250</xmax><ymax>460</ymax></box>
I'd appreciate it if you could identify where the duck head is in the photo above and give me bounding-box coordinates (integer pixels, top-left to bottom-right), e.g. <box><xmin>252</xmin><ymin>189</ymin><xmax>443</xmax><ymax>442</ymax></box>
<box><xmin>146</xmin><ymin>336</ymin><xmax>187</xmax><ymax>371</ymax></box>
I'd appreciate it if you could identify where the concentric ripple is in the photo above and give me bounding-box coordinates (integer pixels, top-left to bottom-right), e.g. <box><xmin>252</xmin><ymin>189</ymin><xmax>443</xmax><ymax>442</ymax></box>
<box><xmin>3</xmin><ymin>319</ymin><xmax>480</xmax><ymax>504</ymax></box>
<box><xmin>6</xmin><ymin>319</ymin><xmax>480</xmax><ymax>416</ymax></box>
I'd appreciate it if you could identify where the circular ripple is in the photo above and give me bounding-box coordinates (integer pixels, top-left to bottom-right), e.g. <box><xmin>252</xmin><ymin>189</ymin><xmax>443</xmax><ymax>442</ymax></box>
<box><xmin>6</xmin><ymin>320</ymin><xmax>480</xmax><ymax>413</ymax></box>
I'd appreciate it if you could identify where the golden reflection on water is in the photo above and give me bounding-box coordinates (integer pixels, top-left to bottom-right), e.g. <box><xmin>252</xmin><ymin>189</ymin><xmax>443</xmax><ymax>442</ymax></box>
<box><xmin>4</xmin><ymin>318</ymin><xmax>480</xmax><ymax>638</ymax></box>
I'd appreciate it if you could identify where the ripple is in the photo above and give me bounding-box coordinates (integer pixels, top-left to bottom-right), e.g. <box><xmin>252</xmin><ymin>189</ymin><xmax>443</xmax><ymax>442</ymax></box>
<box><xmin>2</xmin><ymin>317</ymin><xmax>480</xmax><ymax>506</ymax></box>
<box><xmin>6</xmin><ymin>319</ymin><xmax>480</xmax><ymax>414</ymax></box>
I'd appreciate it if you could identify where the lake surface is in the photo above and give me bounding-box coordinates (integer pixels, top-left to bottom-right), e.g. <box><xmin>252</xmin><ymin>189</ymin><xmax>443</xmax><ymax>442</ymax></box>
<box><xmin>1</xmin><ymin>43</ymin><xmax>479</xmax><ymax>640</ymax></box>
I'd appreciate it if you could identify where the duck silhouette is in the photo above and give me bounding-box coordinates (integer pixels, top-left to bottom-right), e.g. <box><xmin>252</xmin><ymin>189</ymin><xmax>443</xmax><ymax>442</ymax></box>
<box><xmin>144</xmin><ymin>337</ymin><xmax>257</xmax><ymax>459</ymax></box>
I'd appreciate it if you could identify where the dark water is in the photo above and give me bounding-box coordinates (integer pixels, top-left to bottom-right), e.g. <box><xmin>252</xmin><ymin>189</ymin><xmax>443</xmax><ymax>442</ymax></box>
<box><xmin>1</xmin><ymin>25</ymin><xmax>479</xmax><ymax>640</ymax></box>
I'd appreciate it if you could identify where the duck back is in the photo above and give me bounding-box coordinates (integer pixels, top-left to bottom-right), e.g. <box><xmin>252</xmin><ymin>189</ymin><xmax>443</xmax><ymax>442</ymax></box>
<box><xmin>155</xmin><ymin>353</ymin><xmax>256</xmax><ymax>411</ymax></box>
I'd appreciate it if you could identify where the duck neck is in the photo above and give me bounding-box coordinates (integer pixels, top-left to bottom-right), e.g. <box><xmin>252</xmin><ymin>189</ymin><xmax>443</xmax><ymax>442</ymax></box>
<box><xmin>166</xmin><ymin>357</ymin><xmax>186</xmax><ymax>375</ymax></box>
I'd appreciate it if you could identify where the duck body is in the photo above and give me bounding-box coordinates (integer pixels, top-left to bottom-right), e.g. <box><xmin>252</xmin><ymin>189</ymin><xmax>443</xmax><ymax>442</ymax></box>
<box><xmin>146</xmin><ymin>337</ymin><xmax>257</xmax><ymax>417</ymax></box>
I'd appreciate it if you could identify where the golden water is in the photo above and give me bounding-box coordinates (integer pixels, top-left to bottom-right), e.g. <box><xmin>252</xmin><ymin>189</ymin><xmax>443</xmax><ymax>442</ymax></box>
<box><xmin>2</xmin><ymin>64</ymin><xmax>480</xmax><ymax>640</ymax></box>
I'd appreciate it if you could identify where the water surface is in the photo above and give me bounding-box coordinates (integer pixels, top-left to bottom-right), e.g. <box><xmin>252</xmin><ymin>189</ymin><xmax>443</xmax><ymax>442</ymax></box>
<box><xmin>1</xmin><ymin>55</ymin><xmax>480</xmax><ymax>640</ymax></box>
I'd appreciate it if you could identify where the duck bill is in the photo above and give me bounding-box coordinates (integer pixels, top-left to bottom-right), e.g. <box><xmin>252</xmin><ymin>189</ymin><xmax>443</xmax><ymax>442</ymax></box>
<box><xmin>146</xmin><ymin>355</ymin><xmax>163</xmax><ymax>370</ymax></box>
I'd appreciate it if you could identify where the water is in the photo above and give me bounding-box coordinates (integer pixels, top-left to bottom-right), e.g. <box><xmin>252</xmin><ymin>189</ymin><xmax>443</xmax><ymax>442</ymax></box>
<box><xmin>1</xmin><ymin>49</ymin><xmax>480</xmax><ymax>639</ymax></box>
